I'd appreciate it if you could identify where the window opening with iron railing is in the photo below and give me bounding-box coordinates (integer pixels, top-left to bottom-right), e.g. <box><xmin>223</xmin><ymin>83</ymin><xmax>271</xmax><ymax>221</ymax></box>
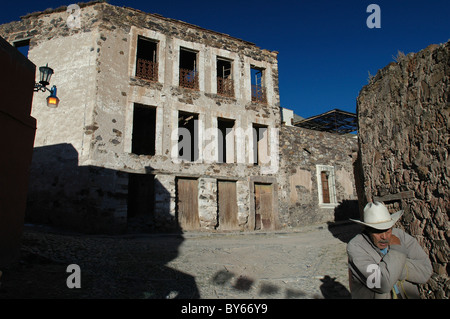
<box><xmin>217</xmin><ymin>58</ymin><xmax>234</xmax><ymax>97</ymax></box>
<box><xmin>179</xmin><ymin>48</ymin><xmax>199</xmax><ymax>90</ymax></box>
<box><xmin>135</xmin><ymin>36</ymin><xmax>158</xmax><ymax>82</ymax></box>
<box><xmin>251</xmin><ymin>66</ymin><xmax>267</xmax><ymax>104</ymax></box>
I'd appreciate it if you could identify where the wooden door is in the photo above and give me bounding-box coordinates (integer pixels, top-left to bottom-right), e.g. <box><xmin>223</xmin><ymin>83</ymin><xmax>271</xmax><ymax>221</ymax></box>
<box><xmin>321</xmin><ymin>171</ymin><xmax>330</xmax><ymax>204</ymax></box>
<box><xmin>254</xmin><ymin>183</ymin><xmax>273</xmax><ymax>230</ymax></box>
<box><xmin>217</xmin><ymin>180</ymin><xmax>238</xmax><ymax>230</ymax></box>
<box><xmin>177</xmin><ymin>178</ymin><xmax>199</xmax><ymax>230</ymax></box>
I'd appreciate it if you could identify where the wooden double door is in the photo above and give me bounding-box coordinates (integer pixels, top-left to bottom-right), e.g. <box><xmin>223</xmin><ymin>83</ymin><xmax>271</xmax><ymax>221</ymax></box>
<box><xmin>177</xmin><ymin>179</ymin><xmax>239</xmax><ymax>231</ymax></box>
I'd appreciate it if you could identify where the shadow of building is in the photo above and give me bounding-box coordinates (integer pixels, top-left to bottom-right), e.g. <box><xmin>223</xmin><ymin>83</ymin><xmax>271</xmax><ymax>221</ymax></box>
<box><xmin>17</xmin><ymin>142</ymin><xmax>200</xmax><ymax>298</ymax></box>
<box><xmin>26</xmin><ymin>143</ymin><xmax>181</xmax><ymax>235</ymax></box>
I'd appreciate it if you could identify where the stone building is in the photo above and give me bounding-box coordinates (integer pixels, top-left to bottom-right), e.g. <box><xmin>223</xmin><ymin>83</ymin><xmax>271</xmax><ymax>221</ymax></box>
<box><xmin>356</xmin><ymin>41</ymin><xmax>449</xmax><ymax>298</ymax></box>
<box><xmin>0</xmin><ymin>1</ymin><xmax>359</xmax><ymax>234</ymax></box>
<box><xmin>278</xmin><ymin>109</ymin><xmax>359</xmax><ymax>227</ymax></box>
<box><xmin>0</xmin><ymin>1</ymin><xmax>282</xmax><ymax>233</ymax></box>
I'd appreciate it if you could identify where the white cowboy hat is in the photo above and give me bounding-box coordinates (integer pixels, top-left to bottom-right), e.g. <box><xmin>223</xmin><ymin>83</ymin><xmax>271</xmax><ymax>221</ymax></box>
<box><xmin>350</xmin><ymin>201</ymin><xmax>403</xmax><ymax>230</ymax></box>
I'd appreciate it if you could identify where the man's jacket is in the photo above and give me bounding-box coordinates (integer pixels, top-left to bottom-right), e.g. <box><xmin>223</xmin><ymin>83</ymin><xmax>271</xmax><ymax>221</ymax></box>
<box><xmin>347</xmin><ymin>227</ymin><xmax>432</xmax><ymax>299</ymax></box>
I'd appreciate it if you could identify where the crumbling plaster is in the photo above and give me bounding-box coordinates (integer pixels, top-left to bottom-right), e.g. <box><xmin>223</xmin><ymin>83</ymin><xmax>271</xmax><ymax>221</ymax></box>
<box><xmin>0</xmin><ymin>2</ymin><xmax>358</xmax><ymax>234</ymax></box>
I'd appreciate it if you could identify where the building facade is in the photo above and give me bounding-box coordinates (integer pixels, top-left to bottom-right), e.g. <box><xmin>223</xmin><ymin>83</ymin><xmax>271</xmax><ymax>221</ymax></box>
<box><xmin>1</xmin><ymin>2</ymin><xmax>358</xmax><ymax>234</ymax></box>
<box><xmin>1</xmin><ymin>2</ymin><xmax>282</xmax><ymax>233</ymax></box>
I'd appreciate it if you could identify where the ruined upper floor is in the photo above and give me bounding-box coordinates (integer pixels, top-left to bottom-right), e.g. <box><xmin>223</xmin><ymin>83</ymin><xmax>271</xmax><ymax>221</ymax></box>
<box><xmin>0</xmin><ymin>1</ymin><xmax>280</xmax><ymax>106</ymax></box>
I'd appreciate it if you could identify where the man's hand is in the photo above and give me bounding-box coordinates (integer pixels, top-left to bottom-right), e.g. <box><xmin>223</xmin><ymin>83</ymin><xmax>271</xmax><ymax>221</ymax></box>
<box><xmin>389</xmin><ymin>235</ymin><xmax>401</xmax><ymax>246</ymax></box>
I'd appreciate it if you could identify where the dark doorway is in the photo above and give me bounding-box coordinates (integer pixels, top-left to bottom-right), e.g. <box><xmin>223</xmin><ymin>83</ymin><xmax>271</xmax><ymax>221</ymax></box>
<box><xmin>127</xmin><ymin>173</ymin><xmax>155</xmax><ymax>232</ymax></box>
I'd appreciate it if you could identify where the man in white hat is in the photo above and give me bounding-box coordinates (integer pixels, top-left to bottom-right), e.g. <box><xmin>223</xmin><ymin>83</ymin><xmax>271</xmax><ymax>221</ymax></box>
<box><xmin>347</xmin><ymin>201</ymin><xmax>432</xmax><ymax>299</ymax></box>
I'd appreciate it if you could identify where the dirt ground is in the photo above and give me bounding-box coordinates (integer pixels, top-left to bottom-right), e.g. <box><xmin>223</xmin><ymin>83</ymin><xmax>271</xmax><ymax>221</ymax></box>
<box><xmin>0</xmin><ymin>222</ymin><xmax>361</xmax><ymax>299</ymax></box>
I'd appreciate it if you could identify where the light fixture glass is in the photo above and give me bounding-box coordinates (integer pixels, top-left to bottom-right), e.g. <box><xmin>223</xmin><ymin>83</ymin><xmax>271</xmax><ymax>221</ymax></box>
<box><xmin>46</xmin><ymin>85</ymin><xmax>59</xmax><ymax>108</ymax></box>
<box><xmin>39</xmin><ymin>64</ymin><xmax>54</xmax><ymax>87</ymax></box>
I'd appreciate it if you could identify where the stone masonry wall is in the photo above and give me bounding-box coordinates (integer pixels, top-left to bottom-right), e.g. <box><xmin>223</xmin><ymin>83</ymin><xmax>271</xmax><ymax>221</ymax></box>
<box><xmin>0</xmin><ymin>2</ymin><xmax>282</xmax><ymax>233</ymax></box>
<box><xmin>278</xmin><ymin>126</ymin><xmax>359</xmax><ymax>227</ymax></box>
<box><xmin>357</xmin><ymin>41</ymin><xmax>450</xmax><ymax>298</ymax></box>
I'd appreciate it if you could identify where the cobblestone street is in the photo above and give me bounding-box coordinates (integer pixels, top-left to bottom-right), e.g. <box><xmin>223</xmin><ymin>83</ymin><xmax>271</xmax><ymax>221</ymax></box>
<box><xmin>0</xmin><ymin>222</ymin><xmax>360</xmax><ymax>299</ymax></box>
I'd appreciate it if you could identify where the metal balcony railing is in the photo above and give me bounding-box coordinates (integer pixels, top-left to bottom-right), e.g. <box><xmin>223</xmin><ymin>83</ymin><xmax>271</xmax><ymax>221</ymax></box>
<box><xmin>217</xmin><ymin>77</ymin><xmax>234</xmax><ymax>97</ymax></box>
<box><xmin>251</xmin><ymin>85</ymin><xmax>267</xmax><ymax>104</ymax></box>
<box><xmin>179</xmin><ymin>68</ymin><xmax>199</xmax><ymax>90</ymax></box>
<box><xmin>136</xmin><ymin>58</ymin><xmax>158</xmax><ymax>82</ymax></box>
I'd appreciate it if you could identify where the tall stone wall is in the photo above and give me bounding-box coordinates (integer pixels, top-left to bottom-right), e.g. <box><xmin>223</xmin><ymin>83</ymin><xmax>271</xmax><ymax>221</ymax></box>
<box><xmin>278</xmin><ymin>126</ymin><xmax>359</xmax><ymax>227</ymax></box>
<box><xmin>357</xmin><ymin>41</ymin><xmax>450</xmax><ymax>298</ymax></box>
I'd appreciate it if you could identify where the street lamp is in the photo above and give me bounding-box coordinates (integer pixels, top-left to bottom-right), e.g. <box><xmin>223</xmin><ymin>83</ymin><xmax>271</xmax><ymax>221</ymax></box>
<box><xmin>34</xmin><ymin>64</ymin><xmax>60</xmax><ymax>108</ymax></box>
<box><xmin>46</xmin><ymin>85</ymin><xmax>59</xmax><ymax>108</ymax></box>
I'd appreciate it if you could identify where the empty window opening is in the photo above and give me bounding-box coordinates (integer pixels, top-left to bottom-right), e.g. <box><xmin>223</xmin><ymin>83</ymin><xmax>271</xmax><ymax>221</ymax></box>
<box><xmin>217</xmin><ymin>58</ymin><xmax>234</xmax><ymax>97</ymax></box>
<box><xmin>178</xmin><ymin>111</ymin><xmax>199</xmax><ymax>162</ymax></box>
<box><xmin>132</xmin><ymin>103</ymin><xmax>156</xmax><ymax>156</ymax></box>
<box><xmin>218</xmin><ymin>118</ymin><xmax>235</xmax><ymax>163</ymax></box>
<box><xmin>13</xmin><ymin>39</ymin><xmax>30</xmax><ymax>57</ymax></box>
<box><xmin>135</xmin><ymin>36</ymin><xmax>158</xmax><ymax>81</ymax></box>
<box><xmin>179</xmin><ymin>48</ymin><xmax>199</xmax><ymax>90</ymax></box>
<box><xmin>251</xmin><ymin>66</ymin><xmax>266</xmax><ymax>103</ymax></box>
<box><xmin>127</xmin><ymin>173</ymin><xmax>155</xmax><ymax>231</ymax></box>
<box><xmin>252</xmin><ymin>124</ymin><xmax>269</xmax><ymax>165</ymax></box>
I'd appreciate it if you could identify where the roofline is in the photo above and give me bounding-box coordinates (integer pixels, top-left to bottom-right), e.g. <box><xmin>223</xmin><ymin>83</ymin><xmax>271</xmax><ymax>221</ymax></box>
<box><xmin>292</xmin><ymin>108</ymin><xmax>357</xmax><ymax>134</ymax></box>
<box><xmin>18</xmin><ymin>1</ymin><xmax>278</xmax><ymax>55</ymax></box>
<box><xmin>20</xmin><ymin>0</ymin><xmax>105</xmax><ymax>20</ymax></box>
<box><xmin>293</xmin><ymin>108</ymin><xmax>356</xmax><ymax>126</ymax></box>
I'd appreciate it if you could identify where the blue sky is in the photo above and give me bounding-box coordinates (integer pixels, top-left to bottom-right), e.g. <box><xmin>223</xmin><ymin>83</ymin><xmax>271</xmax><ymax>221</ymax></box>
<box><xmin>1</xmin><ymin>0</ymin><xmax>449</xmax><ymax>119</ymax></box>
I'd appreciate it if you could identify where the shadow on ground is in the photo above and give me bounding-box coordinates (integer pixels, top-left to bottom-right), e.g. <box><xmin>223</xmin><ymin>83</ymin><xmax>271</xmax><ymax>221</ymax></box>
<box><xmin>0</xmin><ymin>227</ymin><xmax>200</xmax><ymax>299</ymax></box>
<box><xmin>211</xmin><ymin>269</ymin><xmax>351</xmax><ymax>299</ymax></box>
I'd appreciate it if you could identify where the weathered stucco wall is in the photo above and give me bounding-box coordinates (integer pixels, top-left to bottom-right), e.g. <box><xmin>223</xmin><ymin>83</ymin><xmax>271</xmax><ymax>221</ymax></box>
<box><xmin>278</xmin><ymin>126</ymin><xmax>359</xmax><ymax>227</ymax></box>
<box><xmin>1</xmin><ymin>2</ymin><xmax>360</xmax><ymax>235</ymax></box>
<box><xmin>357</xmin><ymin>41</ymin><xmax>450</xmax><ymax>298</ymax></box>
<box><xmin>0</xmin><ymin>4</ymin><xmax>101</xmax><ymax>162</ymax></box>
<box><xmin>0</xmin><ymin>2</ymin><xmax>282</xmax><ymax>233</ymax></box>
